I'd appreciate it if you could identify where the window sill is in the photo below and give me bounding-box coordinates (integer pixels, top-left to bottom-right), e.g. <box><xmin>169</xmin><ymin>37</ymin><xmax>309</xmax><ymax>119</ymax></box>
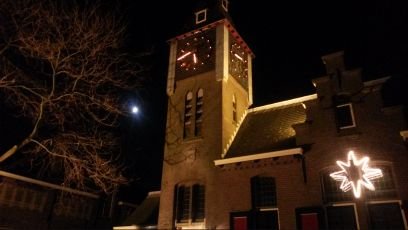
<box><xmin>175</xmin><ymin>221</ymin><xmax>205</xmax><ymax>230</ymax></box>
<box><xmin>183</xmin><ymin>136</ymin><xmax>203</xmax><ymax>143</ymax></box>
<box><xmin>337</xmin><ymin>127</ymin><xmax>360</xmax><ymax>137</ymax></box>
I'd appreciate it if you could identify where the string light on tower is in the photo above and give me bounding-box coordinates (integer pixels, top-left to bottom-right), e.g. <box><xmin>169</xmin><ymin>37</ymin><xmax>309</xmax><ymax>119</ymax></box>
<box><xmin>330</xmin><ymin>150</ymin><xmax>383</xmax><ymax>198</ymax></box>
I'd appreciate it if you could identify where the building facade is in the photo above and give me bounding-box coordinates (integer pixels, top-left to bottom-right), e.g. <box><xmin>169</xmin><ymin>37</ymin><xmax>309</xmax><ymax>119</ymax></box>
<box><xmin>0</xmin><ymin>170</ymin><xmax>102</xmax><ymax>229</ymax></box>
<box><xmin>158</xmin><ymin>1</ymin><xmax>408</xmax><ymax>229</ymax></box>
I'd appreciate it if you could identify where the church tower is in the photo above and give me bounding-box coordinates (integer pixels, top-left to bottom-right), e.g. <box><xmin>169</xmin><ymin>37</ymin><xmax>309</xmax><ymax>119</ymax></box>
<box><xmin>158</xmin><ymin>0</ymin><xmax>254</xmax><ymax>228</ymax></box>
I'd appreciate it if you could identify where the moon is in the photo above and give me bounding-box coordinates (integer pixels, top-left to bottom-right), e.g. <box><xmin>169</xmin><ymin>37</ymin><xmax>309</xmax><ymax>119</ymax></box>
<box><xmin>131</xmin><ymin>106</ymin><xmax>139</xmax><ymax>114</ymax></box>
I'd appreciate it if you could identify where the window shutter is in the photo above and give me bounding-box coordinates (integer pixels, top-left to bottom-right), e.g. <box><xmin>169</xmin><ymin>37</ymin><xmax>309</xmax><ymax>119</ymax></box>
<box><xmin>195</xmin><ymin>89</ymin><xmax>204</xmax><ymax>136</ymax></box>
<box><xmin>192</xmin><ymin>184</ymin><xmax>205</xmax><ymax>222</ymax></box>
<box><xmin>176</xmin><ymin>186</ymin><xmax>190</xmax><ymax>223</ymax></box>
<box><xmin>184</xmin><ymin>92</ymin><xmax>193</xmax><ymax>138</ymax></box>
<box><xmin>176</xmin><ymin>186</ymin><xmax>185</xmax><ymax>222</ymax></box>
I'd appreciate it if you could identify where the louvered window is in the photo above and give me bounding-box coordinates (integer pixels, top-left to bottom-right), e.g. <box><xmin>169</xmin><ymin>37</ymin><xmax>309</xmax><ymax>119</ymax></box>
<box><xmin>175</xmin><ymin>183</ymin><xmax>205</xmax><ymax>224</ymax></box>
<box><xmin>195</xmin><ymin>89</ymin><xmax>204</xmax><ymax>136</ymax></box>
<box><xmin>183</xmin><ymin>91</ymin><xmax>193</xmax><ymax>139</ymax></box>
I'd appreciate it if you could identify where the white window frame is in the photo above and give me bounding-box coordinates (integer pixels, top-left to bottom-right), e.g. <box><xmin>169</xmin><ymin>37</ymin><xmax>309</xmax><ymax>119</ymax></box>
<box><xmin>366</xmin><ymin>200</ymin><xmax>408</xmax><ymax>229</ymax></box>
<box><xmin>328</xmin><ymin>203</ymin><xmax>360</xmax><ymax>230</ymax></box>
<box><xmin>258</xmin><ymin>208</ymin><xmax>280</xmax><ymax>230</ymax></box>
<box><xmin>195</xmin><ymin>9</ymin><xmax>207</xmax><ymax>24</ymax></box>
<box><xmin>336</xmin><ymin>103</ymin><xmax>356</xmax><ymax>129</ymax></box>
<box><xmin>222</xmin><ymin>0</ymin><xmax>229</xmax><ymax>12</ymax></box>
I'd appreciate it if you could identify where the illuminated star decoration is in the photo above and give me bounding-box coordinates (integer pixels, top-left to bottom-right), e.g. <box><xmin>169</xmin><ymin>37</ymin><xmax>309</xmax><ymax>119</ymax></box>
<box><xmin>330</xmin><ymin>151</ymin><xmax>383</xmax><ymax>198</ymax></box>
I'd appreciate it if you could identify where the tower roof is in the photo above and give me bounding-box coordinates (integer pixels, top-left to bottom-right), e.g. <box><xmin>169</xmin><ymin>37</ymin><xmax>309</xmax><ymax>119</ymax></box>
<box><xmin>168</xmin><ymin>0</ymin><xmax>254</xmax><ymax>57</ymax></box>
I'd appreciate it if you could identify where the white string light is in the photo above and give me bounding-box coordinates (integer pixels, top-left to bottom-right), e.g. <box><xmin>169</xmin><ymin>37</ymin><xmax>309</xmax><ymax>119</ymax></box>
<box><xmin>330</xmin><ymin>150</ymin><xmax>383</xmax><ymax>198</ymax></box>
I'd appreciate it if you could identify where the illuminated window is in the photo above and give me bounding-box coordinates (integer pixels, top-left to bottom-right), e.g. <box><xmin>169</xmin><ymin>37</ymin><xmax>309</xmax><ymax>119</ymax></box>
<box><xmin>184</xmin><ymin>91</ymin><xmax>193</xmax><ymax>139</ymax></box>
<box><xmin>195</xmin><ymin>9</ymin><xmax>207</xmax><ymax>24</ymax></box>
<box><xmin>335</xmin><ymin>103</ymin><xmax>356</xmax><ymax>129</ymax></box>
<box><xmin>232</xmin><ymin>94</ymin><xmax>237</xmax><ymax>123</ymax></box>
<box><xmin>195</xmin><ymin>89</ymin><xmax>204</xmax><ymax>136</ymax></box>
<box><xmin>175</xmin><ymin>183</ymin><xmax>205</xmax><ymax>224</ymax></box>
<box><xmin>251</xmin><ymin>176</ymin><xmax>277</xmax><ymax>208</ymax></box>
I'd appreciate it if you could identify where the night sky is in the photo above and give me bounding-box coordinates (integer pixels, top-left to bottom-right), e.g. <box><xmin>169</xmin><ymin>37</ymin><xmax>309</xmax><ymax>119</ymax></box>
<box><xmin>1</xmin><ymin>0</ymin><xmax>407</xmax><ymax>203</ymax></box>
<box><xmin>128</xmin><ymin>0</ymin><xmax>408</xmax><ymax>101</ymax></box>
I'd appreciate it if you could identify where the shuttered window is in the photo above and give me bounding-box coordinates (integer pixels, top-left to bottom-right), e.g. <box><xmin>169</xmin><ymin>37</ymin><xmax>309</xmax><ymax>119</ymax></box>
<box><xmin>183</xmin><ymin>92</ymin><xmax>193</xmax><ymax>139</ymax></box>
<box><xmin>195</xmin><ymin>89</ymin><xmax>204</xmax><ymax>136</ymax></box>
<box><xmin>175</xmin><ymin>183</ymin><xmax>205</xmax><ymax>224</ymax></box>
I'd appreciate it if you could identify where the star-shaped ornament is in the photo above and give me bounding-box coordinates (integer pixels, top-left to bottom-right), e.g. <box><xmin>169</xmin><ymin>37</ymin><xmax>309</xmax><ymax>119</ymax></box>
<box><xmin>330</xmin><ymin>151</ymin><xmax>383</xmax><ymax>198</ymax></box>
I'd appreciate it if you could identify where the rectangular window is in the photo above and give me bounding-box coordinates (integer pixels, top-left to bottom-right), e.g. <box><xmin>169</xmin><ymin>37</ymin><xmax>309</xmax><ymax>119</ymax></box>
<box><xmin>175</xmin><ymin>184</ymin><xmax>205</xmax><ymax>224</ymax></box>
<box><xmin>326</xmin><ymin>205</ymin><xmax>358</xmax><ymax>230</ymax></box>
<box><xmin>368</xmin><ymin>202</ymin><xmax>405</xmax><ymax>229</ymax></box>
<box><xmin>254</xmin><ymin>210</ymin><xmax>279</xmax><ymax>230</ymax></box>
<box><xmin>176</xmin><ymin>186</ymin><xmax>190</xmax><ymax>223</ymax></box>
<box><xmin>335</xmin><ymin>103</ymin><xmax>356</xmax><ymax>129</ymax></box>
<box><xmin>251</xmin><ymin>176</ymin><xmax>277</xmax><ymax>208</ymax></box>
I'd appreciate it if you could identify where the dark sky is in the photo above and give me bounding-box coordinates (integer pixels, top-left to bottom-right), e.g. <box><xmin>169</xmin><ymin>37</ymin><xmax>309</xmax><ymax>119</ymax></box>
<box><xmin>127</xmin><ymin>0</ymin><xmax>408</xmax><ymax>102</ymax></box>
<box><xmin>120</xmin><ymin>0</ymin><xmax>408</xmax><ymax>201</ymax></box>
<box><xmin>0</xmin><ymin>0</ymin><xmax>406</xmax><ymax>204</ymax></box>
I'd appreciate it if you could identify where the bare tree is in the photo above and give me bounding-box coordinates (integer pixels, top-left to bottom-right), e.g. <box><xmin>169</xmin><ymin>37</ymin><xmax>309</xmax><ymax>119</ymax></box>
<box><xmin>0</xmin><ymin>0</ymin><xmax>143</xmax><ymax>193</ymax></box>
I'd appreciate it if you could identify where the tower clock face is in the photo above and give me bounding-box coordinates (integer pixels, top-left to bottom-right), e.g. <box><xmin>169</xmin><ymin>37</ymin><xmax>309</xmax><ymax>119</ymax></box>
<box><xmin>229</xmin><ymin>37</ymin><xmax>248</xmax><ymax>89</ymax></box>
<box><xmin>176</xmin><ymin>29</ymin><xmax>215</xmax><ymax>79</ymax></box>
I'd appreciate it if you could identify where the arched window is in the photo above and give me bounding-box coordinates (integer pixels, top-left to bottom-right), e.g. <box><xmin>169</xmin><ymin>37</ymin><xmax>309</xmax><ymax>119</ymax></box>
<box><xmin>175</xmin><ymin>183</ymin><xmax>205</xmax><ymax>224</ymax></box>
<box><xmin>183</xmin><ymin>91</ymin><xmax>193</xmax><ymax>139</ymax></box>
<box><xmin>195</xmin><ymin>89</ymin><xmax>204</xmax><ymax>136</ymax></box>
<box><xmin>232</xmin><ymin>94</ymin><xmax>237</xmax><ymax>123</ymax></box>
